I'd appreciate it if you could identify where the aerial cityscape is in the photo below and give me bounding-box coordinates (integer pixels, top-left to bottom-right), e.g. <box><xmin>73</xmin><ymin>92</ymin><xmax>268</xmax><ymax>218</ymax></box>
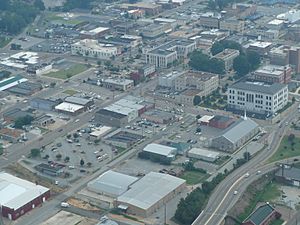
<box><xmin>0</xmin><ymin>0</ymin><xmax>300</xmax><ymax>225</ymax></box>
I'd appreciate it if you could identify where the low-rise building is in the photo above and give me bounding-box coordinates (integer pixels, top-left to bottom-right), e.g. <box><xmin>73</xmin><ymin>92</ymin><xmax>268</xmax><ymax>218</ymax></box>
<box><xmin>141</xmin><ymin>110</ymin><xmax>175</xmax><ymax>124</ymax></box>
<box><xmin>102</xmin><ymin>78</ymin><xmax>134</xmax><ymax>91</ymax></box>
<box><xmin>174</xmin><ymin>71</ymin><xmax>219</xmax><ymax>96</ymax></box>
<box><xmin>80</xmin><ymin>27</ymin><xmax>110</xmax><ymax>39</ymax></box>
<box><xmin>213</xmin><ymin>49</ymin><xmax>239</xmax><ymax>71</ymax></box>
<box><xmin>246</xmin><ymin>41</ymin><xmax>272</xmax><ymax>56</ymax></box>
<box><xmin>87</xmin><ymin>170</ymin><xmax>138</xmax><ymax>198</ymax></box>
<box><xmin>30</xmin><ymin>98</ymin><xmax>60</xmax><ymax>111</ymax></box>
<box><xmin>121</xmin><ymin>2</ymin><xmax>162</xmax><ymax>16</ymax></box>
<box><xmin>187</xmin><ymin>148</ymin><xmax>220</xmax><ymax>162</ymax></box>
<box><xmin>71</xmin><ymin>39</ymin><xmax>121</xmax><ymax>60</ymax></box>
<box><xmin>141</xmin><ymin>23</ymin><xmax>171</xmax><ymax>39</ymax></box>
<box><xmin>275</xmin><ymin>165</ymin><xmax>300</xmax><ymax>187</ymax></box>
<box><xmin>8</xmin><ymin>81</ymin><xmax>42</xmax><ymax>96</ymax></box>
<box><xmin>227</xmin><ymin>81</ymin><xmax>288</xmax><ymax>116</ymax></box>
<box><xmin>64</xmin><ymin>96</ymin><xmax>94</xmax><ymax>109</ymax></box>
<box><xmin>116</xmin><ymin>172</ymin><xmax>186</xmax><ymax>217</ymax></box>
<box><xmin>242</xmin><ymin>204</ymin><xmax>281</xmax><ymax>225</ymax></box>
<box><xmin>138</xmin><ymin>64</ymin><xmax>156</xmax><ymax>78</ymax></box>
<box><xmin>211</xmin><ymin>117</ymin><xmax>259</xmax><ymax>152</ymax></box>
<box><xmin>158</xmin><ymin>71</ymin><xmax>184</xmax><ymax>88</ymax></box>
<box><xmin>199</xmin><ymin>12</ymin><xmax>221</xmax><ymax>29</ymax></box>
<box><xmin>0</xmin><ymin>128</ymin><xmax>23</xmax><ymax>143</ymax></box>
<box><xmin>105</xmin><ymin>131</ymin><xmax>144</xmax><ymax>148</ymax></box>
<box><xmin>145</xmin><ymin>39</ymin><xmax>196</xmax><ymax>68</ymax></box>
<box><xmin>54</xmin><ymin>102</ymin><xmax>85</xmax><ymax>115</ymax></box>
<box><xmin>253</xmin><ymin>64</ymin><xmax>292</xmax><ymax>84</ymax></box>
<box><xmin>33</xmin><ymin>114</ymin><xmax>55</xmax><ymax>127</ymax></box>
<box><xmin>34</xmin><ymin>163</ymin><xmax>64</xmax><ymax>176</ymax></box>
<box><xmin>95</xmin><ymin>109</ymin><xmax>128</xmax><ymax>128</ymax></box>
<box><xmin>220</xmin><ymin>17</ymin><xmax>245</xmax><ymax>33</ymax></box>
<box><xmin>0</xmin><ymin>172</ymin><xmax>50</xmax><ymax>220</ymax></box>
<box><xmin>175</xmin><ymin>89</ymin><xmax>201</xmax><ymax>106</ymax></box>
<box><xmin>142</xmin><ymin>143</ymin><xmax>177</xmax><ymax>161</ymax></box>
<box><xmin>208</xmin><ymin>115</ymin><xmax>235</xmax><ymax>129</ymax></box>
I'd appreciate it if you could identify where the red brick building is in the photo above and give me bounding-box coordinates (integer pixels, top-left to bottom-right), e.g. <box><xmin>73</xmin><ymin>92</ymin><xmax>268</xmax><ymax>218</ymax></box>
<box><xmin>242</xmin><ymin>204</ymin><xmax>281</xmax><ymax>225</ymax></box>
<box><xmin>0</xmin><ymin>172</ymin><xmax>50</xmax><ymax>220</ymax></box>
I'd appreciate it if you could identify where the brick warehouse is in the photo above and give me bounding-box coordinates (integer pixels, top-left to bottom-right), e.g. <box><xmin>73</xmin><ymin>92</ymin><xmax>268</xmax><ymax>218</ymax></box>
<box><xmin>0</xmin><ymin>172</ymin><xmax>50</xmax><ymax>220</ymax></box>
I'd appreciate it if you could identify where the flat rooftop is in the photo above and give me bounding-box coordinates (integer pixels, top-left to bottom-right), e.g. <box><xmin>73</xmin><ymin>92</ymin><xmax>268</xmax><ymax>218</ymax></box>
<box><xmin>55</xmin><ymin>102</ymin><xmax>84</xmax><ymax>113</ymax></box>
<box><xmin>117</xmin><ymin>172</ymin><xmax>185</xmax><ymax>210</ymax></box>
<box><xmin>188</xmin><ymin>148</ymin><xmax>220</xmax><ymax>158</ymax></box>
<box><xmin>229</xmin><ymin>81</ymin><xmax>287</xmax><ymax>95</ymax></box>
<box><xmin>0</xmin><ymin>172</ymin><xmax>49</xmax><ymax>210</ymax></box>
<box><xmin>143</xmin><ymin>143</ymin><xmax>176</xmax><ymax>157</ymax></box>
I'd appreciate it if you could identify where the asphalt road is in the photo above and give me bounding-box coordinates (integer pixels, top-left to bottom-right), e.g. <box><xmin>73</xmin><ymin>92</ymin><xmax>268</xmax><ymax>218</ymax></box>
<box><xmin>192</xmin><ymin>104</ymin><xmax>298</xmax><ymax>225</ymax></box>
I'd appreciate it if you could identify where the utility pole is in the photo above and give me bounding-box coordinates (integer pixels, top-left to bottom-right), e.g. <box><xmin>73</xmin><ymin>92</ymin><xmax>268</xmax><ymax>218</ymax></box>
<box><xmin>164</xmin><ymin>203</ymin><xmax>167</xmax><ymax>225</ymax></box>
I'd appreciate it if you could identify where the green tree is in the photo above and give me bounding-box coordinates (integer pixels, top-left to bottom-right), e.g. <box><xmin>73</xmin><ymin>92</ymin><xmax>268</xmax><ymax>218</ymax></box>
<box><xmin>207</xmin><ymin>0</ymin><xmax>217</xmax><ymax>10</ymax></box>
<box><xmin>80</xmin><ymin>159</ymin><xmax>85</xmax><ymax>166</ymax></box>
<box><xmin>233</xmin><ymin>55</ymin><xmax>250</xmax><ymax>76</ymax></box>
<box><xmin>14</xmin><ymin>115</ymin><xmax>34</xmax><ymax>129</ymax></box>
<box><xmin>34</xmin><ymin>0</ymin><xmax>45</xmax><ymax>10</ymax></box>
<box><xmin>56</xmin><ymin>154</ymin><xmax>62</xmax><ymax>160</ymax></box>
<box><xmin>64</xmin><ymin>156</ymin><xmax>70</xmax><ymax>162</ymax></box>
<box><xmin>210</xmin><ymin>58</ymin><xmax>225</xmax><ymax>74</ymax></box>
<box><xmin>246</xmin><ymin>50</ymin><xmax>260</xmax><ymax>70</ymax></box>
<box><xmin>193</xmin><ymin>96</ymin><xmax>201</xmax><ymax>106</ymax></box>
<box><xmin>31</xmin><ymin>148</ymin><xmax>40</xmax><ymax>157</ymax></box>
<box><xmin>211</xmin><ymin>41</ymin><xmax>224</xmax><ymax>55</ymax></box>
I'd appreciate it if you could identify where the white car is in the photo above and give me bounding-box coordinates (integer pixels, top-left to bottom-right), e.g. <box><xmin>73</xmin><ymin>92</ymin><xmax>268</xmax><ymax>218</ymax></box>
<box><xmin>75</xmin><ymin>119</ymin><xmax>80</xmax><ymax>123</ymax></box>
<box><xmin>244</xmin><ymin>173</ymin><xmax>250</xmax><ymax>178</ymax></box>
<box><xmin>233</xmin><ymin>190</ymin><xmax>238</xmax><ymax>195</ymax></box>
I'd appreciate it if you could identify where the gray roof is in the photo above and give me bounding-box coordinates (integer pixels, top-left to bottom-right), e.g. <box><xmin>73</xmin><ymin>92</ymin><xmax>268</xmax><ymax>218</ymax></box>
<box><xmin>117</xmin><ymin>172</ymin><xmax>185</xmax><ymax>210</ymax></box>
<box><xmin>229</xmin><ymin>81</ymin><xmax>287</xmax><ymax>95</ymax></box>
<box><xmin>244</xmin><ymin>204</ymin><xmax>275</xmax><ymax>225</ymax></box>
<box><xmin>65</xmin><ymin>96</ymin><xmax>92</xmax><ymax>106</ymax></box>
<box><xmin>87</xmin><ymin>170</ymin><xmax>138</xmax><ymax>197</ymax></box>
<box><xmin>275</xmin><ymin>167</ymin><xmax>300</xmax><ymax>181</ymax></box>
<box><xmin>220</xmin><ymin>118</ymin><xmax>258</xmax><ymax>144</ymax></box>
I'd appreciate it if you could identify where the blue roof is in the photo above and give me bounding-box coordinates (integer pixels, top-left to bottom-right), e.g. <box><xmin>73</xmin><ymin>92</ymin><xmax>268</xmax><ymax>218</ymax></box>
<box><xmin>244</xmin><ymin>204</ymin><xmax>275</xmax><ymax>225</ymax></box>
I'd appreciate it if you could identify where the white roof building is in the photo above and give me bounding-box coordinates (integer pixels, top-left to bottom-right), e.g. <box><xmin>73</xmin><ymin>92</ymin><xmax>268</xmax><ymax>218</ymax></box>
<box><xmin>87</xmin><ymin>170</ymin><xmax>138</xmax><ymax>197</ymax></box>
<box><xmin>117</xmin><ymin>172</ymin><xmax>185</xmax><ymax>217</ymax></box>
<box><xmin>55</xmin><ymin>102</ymin><xmax>84</xmax><ymax>113</ymax></box>
<box><xmin>0</xmin><ymin>172</ymin><xmax>49</xmax><ymax>210</ymax></box>
<box><xmin>90</xmin><ymin>126</ymin><xmax>112</xmax><ymax>139</ymax></box>
<box><xmin>143</xmin><ymin>143</ymin><xmax>177</xmax><ymax>157</ymax></box>
<box><xmin>188</xmin><ymin>148</ymin><xmax>220</xmax><ymax>162</ymax></box>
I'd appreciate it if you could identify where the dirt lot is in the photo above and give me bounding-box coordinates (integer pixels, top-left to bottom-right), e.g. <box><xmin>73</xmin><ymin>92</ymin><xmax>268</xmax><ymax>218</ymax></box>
<box><xmin>40</xmin><ymin>211</ymin><xmax>97</xmax><ymax>225</ymax></box>
<box><xmin>67</xmin><ymin>198</ymin><xmax>99</xmax><ymax>211</ymax></box>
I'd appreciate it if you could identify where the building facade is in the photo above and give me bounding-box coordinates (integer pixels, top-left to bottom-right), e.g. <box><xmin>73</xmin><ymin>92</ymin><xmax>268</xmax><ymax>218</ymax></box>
<box><xmin>199</xmin><ymin>12</ymin><xmax>221</xmax><ymax>29</ymax></box>
<box><xmin>227</xmin><ymin>81</ymin><xmax>288</xmax><ymax>115</ymax></box>
<box><xmin>102</xmin><ymin>78</ymin><xmax>134</xmax><ymax>91</ymax></box>
<box><xmin>253</xmin><ymin>64</ymin><xmax>292</xmax><ymax>84</ymax></box>
<box><xmin>71</xmin><ymin>39</ymin><xmax>121</xmax><ymax>60</ymax></box>
<box><xmin>213</xmin><ymin>49</ymin><xmax>240</xmax><ymax>71</ymax></box>
<box><xmin>220</xmin><ymin>17</ymin><xmax>245</xmax><ymax>33</ymax></box>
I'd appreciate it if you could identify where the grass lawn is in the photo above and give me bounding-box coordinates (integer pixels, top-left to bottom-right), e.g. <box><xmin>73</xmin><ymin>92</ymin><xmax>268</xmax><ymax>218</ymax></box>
<box><xmin>180</xmin><ymin>171</ymin><xmax>209</xmax><ymax>185</ymax></box>
<box><xmin>63</xmin><ymin>89</ymin><xmax>78</xmax><ymax>96</ymax></box>
<box><xmin>260</xmin><ymin>183</ymin><xmax>281</xmax><ymax>202</ymax></box>
<box><xmin>270</xmin><ymin>219</ymin><xmax>284</xmax><ymax>225</ymax></box>
<box><xmin>44</xmin><ymin>64</ymin><xmax>89</xmax><ymax>79</ymax></box>
<box><xmin>0</xmin><ymin>36</ymin><xmax>12</xmax><ymax>48</ymax></box>
<box><xmin>268</xmin><ymin>136</ymin><xmax>300</xmax><ymax>163</ymax></box>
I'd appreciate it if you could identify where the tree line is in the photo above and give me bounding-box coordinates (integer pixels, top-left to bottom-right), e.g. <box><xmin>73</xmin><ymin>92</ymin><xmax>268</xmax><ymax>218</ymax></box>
<box><xmin>0</xmin><ymin>0</ymin><xmax>44</xmax><ymax>34</ymax></box>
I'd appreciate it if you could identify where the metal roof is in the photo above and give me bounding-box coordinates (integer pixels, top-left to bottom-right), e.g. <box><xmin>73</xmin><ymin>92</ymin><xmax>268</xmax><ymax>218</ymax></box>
<box><xmin>245</xmin><ymin>204</ymin><xmax>275</xmax><ymax>225</ymax></box>
<box><xmin>143</xmin><ymin>143</ymin><xmax>176</xmax><ymax>157</ymax></box>
<box><xmin>87</xmin><ymin>170</ymin><xmax>138</xmax><ymax>197</ymax></box>
<box><xmin>65</xmin><ymin>96</ymin><xmax>92</xmax><ymax>106</ymax></box>
<box><xmin>55</xmin><ymin>102</ymin><xmax>84</xmax><ymax>113</ymax></box>
<box><xmin>275</xmin><ymin>166</ymin><xmax>300</xmax><ymax>181</ymax></box>
<box><xmin>188</xmin><ymin>148</ymin><xmax>220</xmax><ymax>159</ymax></box>
<box><xmin>220</xmin><ymin>118</ymin><xmax>258</xmax><ymax>144</ymax></box>
<box><xmin>229</xmin><ymin>81</ymin><xmax>287</xmax><ymax>95</ymax></box>
<box><xmin>0</xmin><ymin>172</ymin><xmax>49</xmax><ymax>210</ymax></box>
<box><xmin>117</xmin><ymin>172</ymin><xmax>185</xmax><ymax>210</ymax></box>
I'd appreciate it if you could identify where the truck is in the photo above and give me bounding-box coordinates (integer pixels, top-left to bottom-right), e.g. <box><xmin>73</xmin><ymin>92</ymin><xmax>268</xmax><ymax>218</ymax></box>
<box><xmin>61</xmin><ymin>202</ymin><xmax>70</xmax><ymax>208</ymax></box>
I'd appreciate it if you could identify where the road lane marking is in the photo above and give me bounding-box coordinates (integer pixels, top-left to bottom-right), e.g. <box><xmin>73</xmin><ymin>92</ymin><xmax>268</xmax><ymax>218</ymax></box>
<box><xmin>203</xmin><ymin>175</ymin><xmax>245</xmax><ymax>225</ymax></box>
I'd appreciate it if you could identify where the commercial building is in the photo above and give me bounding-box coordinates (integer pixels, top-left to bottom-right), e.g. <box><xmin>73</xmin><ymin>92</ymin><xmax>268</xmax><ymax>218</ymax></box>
<box><xmin>71</xmin><ymin>39</ymin><xmax>121</xmax><ymax>60</ymax></box>
<box><xmin>34</xmin><ymin>163</ymin><xmax>64</xmax><ymax>176</ymax></box>
<box><xmin>80</xmin><ymin>27</ymin><xmax>110</xmax><ymax>39</ymax></box>
<box><xmin>0</xmin><ymin>172</ymin><xmax>50</xmax><ymax>220</ymax></box>
<box><xmin>213</xmin><ymin>49</ymin><xmax>239</xmax><ymax>71</ymax></box>
<box><xmin>141</xmin><ymin>23</ymin><xmax>171</xmax><ymax>39</ymax></box>
<box><xmin>0</xmin><ymin>128</ymin><xmax>23</xmax><ymax>143</ymax></box>
<box><xmin>246</xmin><ymin>41</ymin><xmax>272</xmax><ymax>55</ymax></box>
<box><xmin>242</xmin><ymin>204</ymin><xmax>281</xmax><ymax>225</ymax></box>
<box><xmin>141</xmin><ymin>110</ymin><xmax>175</xmax><ymax>124</ymax></box>
<box><xmin>105</xmin><ymin>131</ymin><xmax>144</xmax><ymax>148</ymax></box>
<box><xmin>158</xmin><ymin>71</ymin><xmax>184</xmax><ymax>88</ymax></box>
<box><xmin>30</xmin><ymin>98</ymin><xmax>60</xmax><ymax>111</ymax></box>
<box><xmin>87</xmin><ymin>170</ymin><xmax>138</xmax><ymax>198</ymax></box>
<box><xmin>142</xmin><ymin>143</ymin><xmax>177</xmax><ymax>161</ymax></box>
<box><xmin>26</xmin><ymin>63</ymin><xmax>52</xmax><ymax>75</ymax></box>
<box><xmin>33</xmin><ymin>114</ymin><xmax>55</xmax><ymax>127</ymax></box>
<box><xmin>8</xmin><ymin>81</ymin><xmax>42</xmax><ymax>96</ymax></box>
<box><xmin>174</xmin><ymin>71</ymin><xmax>219</xmax><ymax>96</ymax></box>
<box><xmin>89</xmin><ymin>126</ymin><xmax>112</xmax><ymax>140</ymax></box>
<box><xmin>3</xmin><ymin>108</ymin><xmax>33</xmax><ymax>123</ymax></box>
<box><xmin>175</xmin><ymin>89</ymin><xmax>202</xmax><ymax>106</ymax></box>
<box><xmin>64</xmin><ymin>96</ymin><xmax>94</xmax><ymax>109</ymax></box>
<box><xmin>187</xmin><ymin>148</ymin><xmax>220</xmax><ymax>162</ymax></box>
<box><xmin>211</xmin><ymin>117</ymin><xmax>259</xmax><ymax>152</ymax></box>
<box><xmin>138</xmin><ymin>64</ymin><xmax>156</xmax><ymax>78</ymax></box>
<box><xmin>102</xmin><ymin>78</ymin><xmax>134</xmax><ymax>91</ymax></box>
<box><xmin>199</xmin><ymin>12</ymin><xmax>221</xmax><ymax>29</ymax></box>
<box><xmin>116</xmin><ymin>172</ymin><xmax>186</xmax><ymax>217</ymax></box>
<box><xmin>227</xmin><ymin>81</ymin><xmax>288</xmax><ymax>116</ymax></box>
<box><xmin>54</xmin><ymin>102</ymin><xmax>85</xmax><ymax>115</ymax></box>
<box><xmin>121</xmin><ymin>2</ymin><xmax>162</xmax><ymax>16</ymax></box>
<box><xmin>275</xmin><ymin>165</ymin><xmax>300</xmax><ymax>187</ymax></box>
<box><xmin>95</xmin><ymin>109</ymin><xmax>128</xmax><ymax>128</ymax></box>
<box><xmin>145</xmin><ymin>39</ymin><xmax>196</xmax><ymax>68</ymax></box>
<box><xmin>0</xmin><ymin>75</ymin><xmax>28</xmax><ymax>92</ymax></box>
<box><xmin>270</xmin><ymin>45</ymin><xmax>300</xmax><ymax>73</ymax></box>
<box><xmin>220</xmin><ymin>17</ymin><xmax>245</xmax><ymax>33</ymax></box>
<box><xmin>208</xmin><ymin>115</ymin><xmax>235</xmax><ymax>129</ymax></box>
<box><xmin>253</xmin><ymin>64</ymin><xmax>292</xmax><ymax>84</ymax></box>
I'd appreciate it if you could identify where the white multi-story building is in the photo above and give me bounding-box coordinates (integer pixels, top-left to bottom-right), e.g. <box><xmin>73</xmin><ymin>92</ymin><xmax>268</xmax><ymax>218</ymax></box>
<box><xmin>145</xmin><ymin>39</ymin><xmax>196</xmax><ymax>68</ymax></box>
<box><xmin>71</xmin><ymin>39</ymin><xmax>121</xmax><ymax>60</ymax></box>
<box><xmin>227</xmin><ymin>81</ymin><xmax>288</xmax><ymax>115</ymax></box>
